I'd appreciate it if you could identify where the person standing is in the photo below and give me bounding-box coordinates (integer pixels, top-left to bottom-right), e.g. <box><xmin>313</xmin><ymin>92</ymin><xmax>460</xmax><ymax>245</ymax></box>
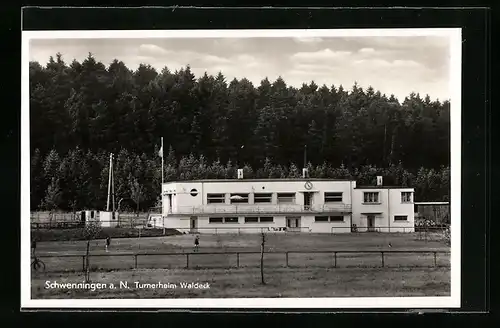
<box><xmin>194</xmin><ymin>235</ymin><xmax>200</xmax><ymax>252</ymax></box>
<box><xmin>105</xmin><ymin>236</ymin><xmax>111</xmax><ymax>252</ymax></box>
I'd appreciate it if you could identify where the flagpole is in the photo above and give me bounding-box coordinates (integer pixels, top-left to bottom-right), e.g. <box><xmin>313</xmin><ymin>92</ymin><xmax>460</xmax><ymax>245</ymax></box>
<box><xmin>161</xmin><ymin>137</ymin><xmax>164</xmax><ymax>185</ymax></box>
<box><xmin>161</xmin><ymin>137</ymin><xmax>165</xmax><ymax>234</ymax></box>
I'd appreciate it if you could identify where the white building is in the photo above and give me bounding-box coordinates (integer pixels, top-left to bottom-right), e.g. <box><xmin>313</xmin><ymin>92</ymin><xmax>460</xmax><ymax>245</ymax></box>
<box><xmin>160</xmin><ymin>176</ymin><xmax>415</xmax><ymax>234</ymax></box>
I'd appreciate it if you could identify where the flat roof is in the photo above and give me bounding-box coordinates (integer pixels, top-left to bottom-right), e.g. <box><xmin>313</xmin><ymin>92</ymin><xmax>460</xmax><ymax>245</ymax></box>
<box><xmin>164</xmin><ymin>178</ymin><xmax>353</xmax><ymax>184</ymax></box>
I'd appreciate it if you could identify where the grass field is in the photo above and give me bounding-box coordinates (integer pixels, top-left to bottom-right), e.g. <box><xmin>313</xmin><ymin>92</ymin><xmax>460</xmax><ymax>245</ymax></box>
<box><xmin>31</xmin><ymin>232</ymin><xmax>451</xmax><ymax>299</ymax></box>
<box><xmin>32</xmin><ymin>227</ymin><xmax>180</xmax><ymax>242</ymax></box>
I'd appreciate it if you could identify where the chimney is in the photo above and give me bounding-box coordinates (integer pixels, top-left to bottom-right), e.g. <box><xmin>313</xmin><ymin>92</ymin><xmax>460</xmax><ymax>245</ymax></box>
<box><xmin>302</xmin><ymin>168</ymin><xmax>309</xmax><ymax>178</ymax></box>
<box><xmin>237</xmin><ymin>169</ymin><xmax>244</xmax><ymax>179</ymax></box>
<box><xmin>376</xmin><ymin>176</ymin><xmax>383</xmax><ymax>186</ymax></box>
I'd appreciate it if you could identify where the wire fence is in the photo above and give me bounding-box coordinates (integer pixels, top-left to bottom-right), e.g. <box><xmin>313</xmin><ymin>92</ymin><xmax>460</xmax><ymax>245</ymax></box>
<box><xmin>32</xmin><ymin>250</ymin><xmax>451</xmax><ymax>273</ymax></box>
<box><xmin>30</xmin><ymin>211</ymin><xmax>151</xmax><ymax>230</ymax></box>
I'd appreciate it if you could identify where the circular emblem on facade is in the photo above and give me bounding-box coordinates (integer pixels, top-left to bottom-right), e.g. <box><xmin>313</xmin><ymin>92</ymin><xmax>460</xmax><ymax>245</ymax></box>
<box><xmin>190</xmin><ymin>189</ymin><xmax>198</xmax><ymax>197</ymax></box>
<box><xmin>304</xmin><ymin>181</ymin><xmax>313</xmax><ymax>190</ymax></box>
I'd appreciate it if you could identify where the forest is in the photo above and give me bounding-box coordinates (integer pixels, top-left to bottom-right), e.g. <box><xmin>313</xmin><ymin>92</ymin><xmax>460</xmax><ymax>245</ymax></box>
<box><xmin>29</xmin><ymin>53</ymin><xmax>450</xmax><ymax>212</ymax></box>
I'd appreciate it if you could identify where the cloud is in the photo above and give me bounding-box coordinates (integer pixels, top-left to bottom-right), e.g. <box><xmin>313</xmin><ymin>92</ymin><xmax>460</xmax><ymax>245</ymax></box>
<box><xmin>294</xmin><ymin>37</ymin><xmax>324</xmax><ymax>43</ymax></box>
<box><xmin>138</xmin><ymin>44</ymin><xmax>171</xmax><ymax>56</ymax></box>
<box><xmin>287</xmin><ymin>69</ymin><xmax>333</xmax><ymax>77</ymax></box>
<box><xmin>293</xmin><ymin>63</ymin><xmax>341</xmax><ymax>73</ymax></box>
<box><xmin>201</xmin><ymin>54</ymin><xmax>231</xmax><ymax>64</ymax></box>
<box><xmin>359</xmin><ymin>47</ymin><xmax>375</xmax><ymax>53</ymax></box>
<box><xmin>290</xmin><ymin>49</ymin><xmax>352</xmax><ymax>62</ymax></box>
<box><xmin>353</xmin><ymin>58</ymin><xmax>424</xmax><ymax>69</ymax></box>
<box><xmin>28</xmin><ymin>36</ymin><xmax>450</xmax><ymax>102</ymax></box>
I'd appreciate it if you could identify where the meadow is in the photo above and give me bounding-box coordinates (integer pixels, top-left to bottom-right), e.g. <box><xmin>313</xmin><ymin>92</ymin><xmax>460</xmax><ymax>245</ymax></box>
<box><xmin>30</xmin><ymin>231</ymin><xmax>451</xmax><ymax>299</ymax></box>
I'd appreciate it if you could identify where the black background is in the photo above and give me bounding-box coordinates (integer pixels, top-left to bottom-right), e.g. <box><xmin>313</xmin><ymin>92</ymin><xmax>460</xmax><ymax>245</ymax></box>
<box><xmin>4</xmin><ymin>4</ymin><xmax>492</xmax><ymax>325</ymax></box>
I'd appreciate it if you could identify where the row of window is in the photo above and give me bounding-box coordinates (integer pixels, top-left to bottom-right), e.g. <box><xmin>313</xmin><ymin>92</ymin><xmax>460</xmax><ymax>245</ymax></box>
<box><xmin>207</xmin><ymin>192</ymin><xmax>297</xmax><ymax>204</ymax></box>
<box><xmin>207</xmin><ymin>191</ymin><xmax>413</xmax><ymax>204</ymax></box>
<box><xmin>209</xmin><ymin>217</ymin><xmax>274</xmax><ymax>224</ymax></box>
<box><xmin>208</xmin><ymin>215</ymin><xmax>407</xmax><ymax>224</ymax></box>
<box><xmin>314</xmin><ymin>216</ymin><xmax>344</xmax><ymax>222</ymax></box>
<box><xmin>207</xmin><ymin>192</ymin><xmax>341</xmax><ymax>204</ymax></box>
<box><xmin>363</xmin><ymin>192</ymin><xmax>413</xmax><ymax>204</ymax></box>
<box><xmin>315</xmin><ymin>215</ymin><xmax>407</xmax><ymax>222</ymax></box>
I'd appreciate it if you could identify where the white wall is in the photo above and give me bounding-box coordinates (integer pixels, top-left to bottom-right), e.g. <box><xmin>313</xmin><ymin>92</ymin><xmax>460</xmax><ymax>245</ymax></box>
<box><xmin>161</xmin><ymin>215</ymin><xmax>190</xmax><ymax>232</ymax></box>
<box><xmin>302</xmin><ymin>215</ymin><xmax>351</xmax><ymax>233</ymax></box>
<box><xmin>352</xmin><ymin>189</ymin><xmax>388</xmax><ymax>230</ymax></box>
<box><xmin>352</xmin><ymin>188</ymin><xmax>415</xmax><ymax>232</ymax></box>
<box><xmin>387</xmin><ymin>189</ymin><xmax>415</xmax><ymax>232</ymax></box>
<box><xmin>161</xmin><ymin>181</ymin><xmax>414</xmax><ymax>234</ymax></box>
<box><xmin>163</xmin><ymin>180</ymin><xmax>353</xmax><ymax>214</ymax></box>
<box><xmin>195</xmin><ymin>215</ymin><xmax>286</xmax><ymax>234</ymax></box>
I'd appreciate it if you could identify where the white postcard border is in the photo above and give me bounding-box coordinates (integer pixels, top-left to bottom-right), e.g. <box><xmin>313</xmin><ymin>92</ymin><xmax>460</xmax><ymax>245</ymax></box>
<box><xmin>21</xmin><ymin>28</ymin><xmax>462</xmax><ymax>309</ymax></box>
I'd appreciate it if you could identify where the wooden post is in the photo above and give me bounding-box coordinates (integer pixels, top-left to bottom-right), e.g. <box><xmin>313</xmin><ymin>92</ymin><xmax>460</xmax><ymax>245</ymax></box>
<box><xmin>334</xmin><ymin>252</ymin><xmax>337</xmax><ymax>268</ymax></box>
<box><xmin>434</xmin><ymin>252</ymin><xmax>437</xmax><ymax>267</ymax></box>
<box><xmin>134</xmin><ymin>255</ymin><xmax>138</xmax><ymax>269</ymax></box>
<box><xmin>285</xmin><ymin>252</ymin><xmax>289</xmax><ymax>267</ymax></box>
<box><xmin>236</xmin><ymin>252</ymin><xmax>240</xmax><ymax>268</ymax></box>
<box><xmin>82</xmin><ymin>255</ymin><xmax>85</xmax><ymax>272</ymax></box>
<box><xmin>260</xmin><ymin>233</ymin><xmax>265</xmax><ymax>285</ymax></box>
<box><xmin>381</xmin><ymin>252</ymin><xmax>385</xmax><ymax>267</ymax></box>
<box><xmin>186</xmin><ymin>253</ymin><xmax>190</xmax><ymax>269</ymax></box>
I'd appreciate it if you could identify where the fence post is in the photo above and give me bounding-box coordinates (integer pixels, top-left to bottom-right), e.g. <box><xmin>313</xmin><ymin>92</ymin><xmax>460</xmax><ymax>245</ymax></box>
<box><xmin>285</xmin><ymin>252</ymin><xmax>289</xmax><ymax>267</ymax></box>
<box><xmin>134</xmin><ymin>255</ymin><xmax>138</xmax><ymax>269</ymax></box>
<box><xmin>186</xmin><ymin>254</ymin><xmax>189</xmax><ymax>268</ymax></box>
<box><xmin>236</xmin><ymin>252</ymin><xmax>240</xmax><ymax>268</ymax></box>
<box><xmin>433</xmin><ymin>252</ymin><xmax>437</xmax><ymax>267</ymax></box>
<box><xmin>334</xmin><ymin>252</ymin><xmax>337</xmax><ymax>268</ymax></box>
<box><xmin>381</xmin><ymin>252</ymin><xmax>385</xmax><ymax>267</ymax></box>
<box><xmin>82</xmin><ymin>255</ymin><xmax>86</xmax><ymax>272</ymax></box>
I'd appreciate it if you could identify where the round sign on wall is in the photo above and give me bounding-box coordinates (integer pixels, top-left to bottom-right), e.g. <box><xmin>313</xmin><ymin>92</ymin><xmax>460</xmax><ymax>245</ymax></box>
<box><xmin>304</xmin><ymin>181</ymin><xmax>313</xmax><ymax>190</ymax></box>
<box><xmin>190</xmin><ymin>189</ymin><xmax>198</xmax><ymax>197</ymax></box>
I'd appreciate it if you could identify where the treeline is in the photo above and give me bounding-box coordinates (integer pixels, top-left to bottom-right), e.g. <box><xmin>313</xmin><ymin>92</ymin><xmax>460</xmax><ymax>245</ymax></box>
<box><xmin>31</xmin><ymin>146</ymin><xmax>450</xmax><ymax>212</ymax></box>
<box><xmin>30</xmin><ymin>53</ymin><xmax>450</xmax><ymax>211</ymax></box>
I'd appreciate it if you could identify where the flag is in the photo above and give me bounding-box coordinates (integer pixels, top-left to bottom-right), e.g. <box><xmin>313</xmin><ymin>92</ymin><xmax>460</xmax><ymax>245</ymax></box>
<box><xmin>158</xmin><ymin>145</ymin><xmax>163</xmax><ymax>158</ymax></box>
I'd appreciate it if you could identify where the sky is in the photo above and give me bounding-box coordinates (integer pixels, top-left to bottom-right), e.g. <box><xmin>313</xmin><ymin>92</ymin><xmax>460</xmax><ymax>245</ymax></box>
<box><xmin>29</xmin><ymin>36</ymin><xmax>451</xmax><ymax>102</ymax></box>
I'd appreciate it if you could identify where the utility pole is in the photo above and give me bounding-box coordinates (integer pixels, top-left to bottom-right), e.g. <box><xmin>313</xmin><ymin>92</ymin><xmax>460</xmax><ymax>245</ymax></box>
<box><xmin>106</xmin><ymin>153</ymin><xmax>112</xmax><ymax>212</ymax></box>
<box><xmin>260</xmin><ymin>232</ymin><xmax>266</xmax><ymax>285</ymax></box>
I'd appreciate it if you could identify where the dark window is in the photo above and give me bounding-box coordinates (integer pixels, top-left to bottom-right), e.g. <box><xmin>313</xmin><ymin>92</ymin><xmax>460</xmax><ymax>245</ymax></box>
<box><xmin>277</xmin><ymin>193</ymin><xmax>295</xmax><ymax>204</ymax></box>
<box><xmin>330</xmin><ymin>216</ymin><xmax>344</xmax><ymax>222</ymax></box>
<box><xmin>224</xmin><ymin>217</ymin><xmax>239</xmax><ymax>223</ymax></box>
<box><xmin>254</xmin><ymin>193</ymin><xmax>272</xmax><ymax>203</ymax></box>
<box><xmin>394</xmin><ymin>215</ymin><xmax>408</xmax><ymax>221</ymax></box>
<box><xmin>244</xmin><ymin>217</ymin><xmax>259</xmax><ymax>223</ymax></box>
<box><xmin>209</xmin><ymin>217</ymin><xmax>223</xmax><ymax>223</ymax></box>
<box><xmin>401</xmin><ymin>192</ymin><xmax>412</xmax><ymax>203</ymax></box>
<box><xmin>324</xmin><ymin>192</ymin><xmax>343</xmax><ymax>202</ymax></box>
<box><xmin>363</xmin><ymin>192</ymin><xmax>380</xmax><ymax>203</ymax></box>
<box><xmin>207</xmin><ymin>193</ymin><xmax>225</xmax><ymax>204</ymax></box>
<box><xmin>315</xmin><ymin>216</ymin><xmax>329</xmax><ymax>222</ymax></box>
<box><xmin>259</xmin><ymin>217</ymin><xmax>274</xmax><ymax>223</ymax></box>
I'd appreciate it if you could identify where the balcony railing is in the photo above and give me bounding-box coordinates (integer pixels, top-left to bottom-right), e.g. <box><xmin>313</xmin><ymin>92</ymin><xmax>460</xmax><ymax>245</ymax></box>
<box><xmin>167</xmin><ymin>204</ymin><xmax>352</xmax><ymax>215</ymax></box>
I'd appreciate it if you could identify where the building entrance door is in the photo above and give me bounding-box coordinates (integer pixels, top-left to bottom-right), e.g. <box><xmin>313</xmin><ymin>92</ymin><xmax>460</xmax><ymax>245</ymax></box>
<box><xmin>303</xmin><ymin>192</ymin><xmax>312</xmax><ymax>210</ymax></box>
<box><xmin>190</xmin><ymin>217</ymin><xmax>198</xmax><ymax>233</ymax></box>
<box><xmin>286</xmin><ymin>216</ymin><xmax>301</xmax><ymax>232</ymax></box>
<box><xmin>367</xmin><ymin>215</ymin><xmax>375</xmax><ymax>232</ymax></box>
<box><xmin>168</xmin><ymin>194</ymin><xmax>173</xmax><ymax>212</ymax></box>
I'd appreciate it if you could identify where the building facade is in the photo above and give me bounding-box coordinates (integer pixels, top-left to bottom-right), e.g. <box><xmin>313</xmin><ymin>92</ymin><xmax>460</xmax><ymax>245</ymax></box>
<box><xmin>160</xmin><ymin>178</ymin><xmax>415</xmax><ymax>234</ymax></box>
